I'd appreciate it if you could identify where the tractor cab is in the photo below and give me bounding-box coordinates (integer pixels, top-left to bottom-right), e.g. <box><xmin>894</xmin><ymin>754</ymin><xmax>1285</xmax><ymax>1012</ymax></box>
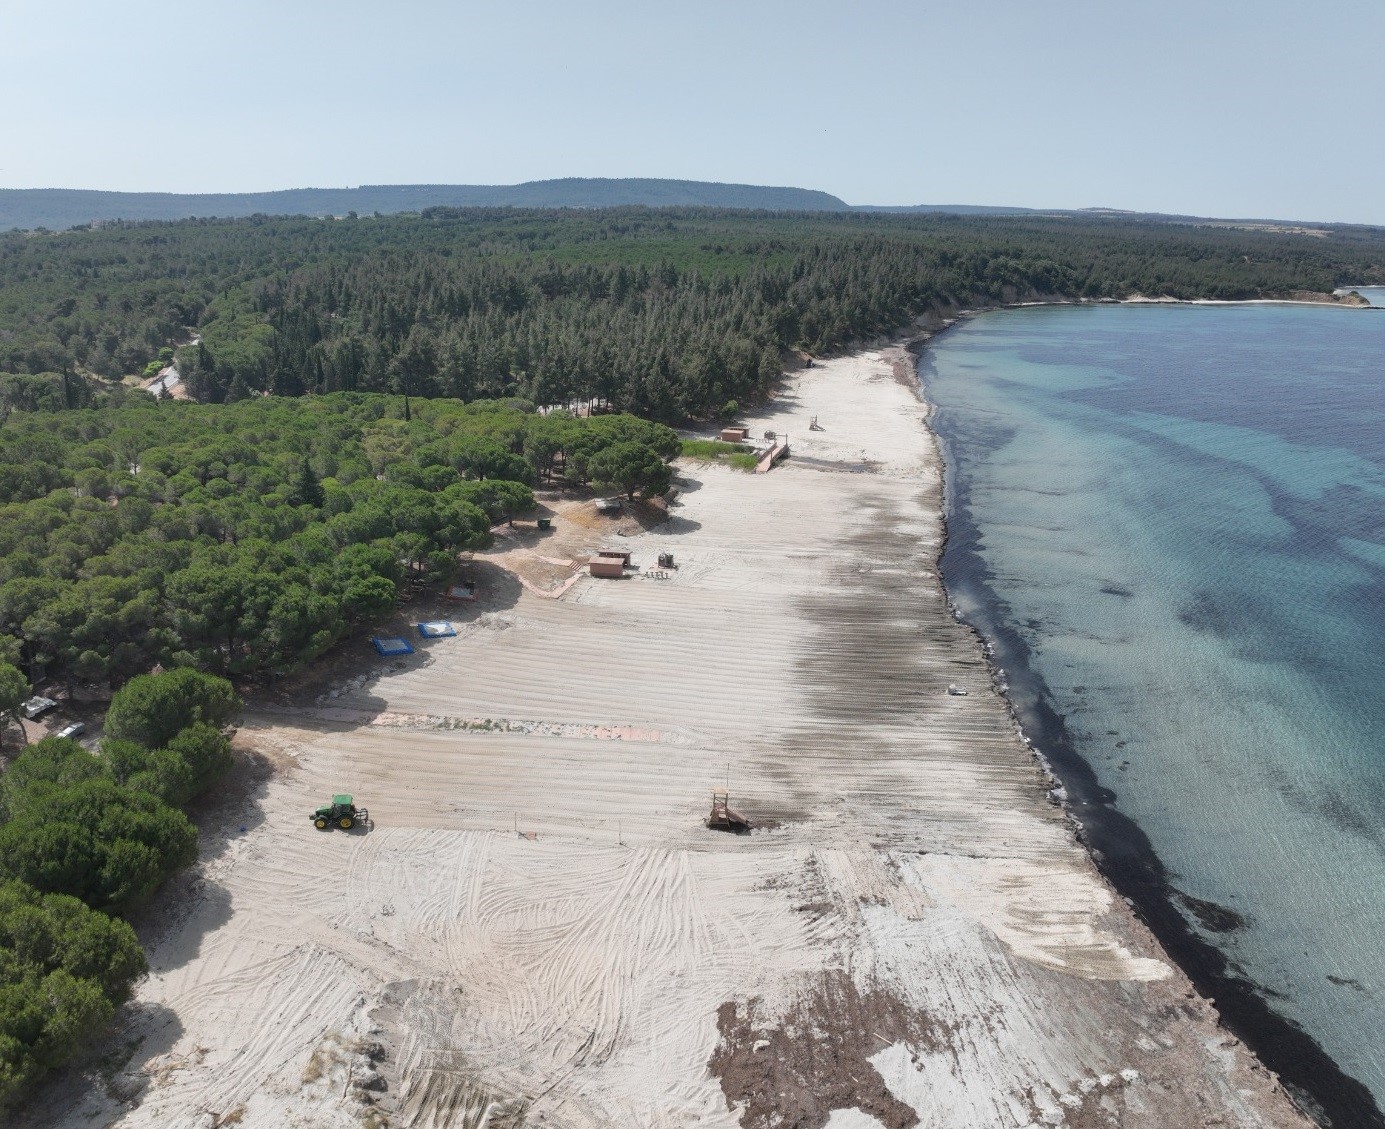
<box><xmin>310</xmin><ymin>794</ymin><xmax>367</xmax><ymax>831</ymax></box>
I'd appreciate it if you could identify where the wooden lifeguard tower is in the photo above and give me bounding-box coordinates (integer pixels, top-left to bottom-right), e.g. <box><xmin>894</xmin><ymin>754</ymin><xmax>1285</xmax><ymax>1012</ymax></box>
<box><xmin>707</xmin><ymin>790</ymin><xmax>749</xmax><ymax>832</ymax></box>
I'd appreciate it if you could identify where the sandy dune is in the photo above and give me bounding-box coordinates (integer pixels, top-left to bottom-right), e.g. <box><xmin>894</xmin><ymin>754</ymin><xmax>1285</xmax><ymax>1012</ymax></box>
<box><xmin>37</xmin><ymin>349</ymin><xmax>1308</xmax><ymax>1128</ymax></box>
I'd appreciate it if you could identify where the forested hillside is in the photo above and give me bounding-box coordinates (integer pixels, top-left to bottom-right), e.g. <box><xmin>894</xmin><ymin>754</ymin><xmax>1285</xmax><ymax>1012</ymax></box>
<box><xmin>3</xmin><ymin>208</ymin><xmax>1382</xmax><ymax>420</ymax></box>
<box><xmin>0</xmin><ymin>394</ymin><xmax>677</xmax><ymax>690</ymax></box>
<box><xmin>0</xmin><ymin>179</ymin><xmax>852</xmax><ymax>232</ymax></box>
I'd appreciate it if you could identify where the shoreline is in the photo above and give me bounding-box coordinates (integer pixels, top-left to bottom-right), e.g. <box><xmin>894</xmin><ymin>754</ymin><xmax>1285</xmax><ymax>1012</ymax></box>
<box><xmin>28</xmin><ymin>345</ymin><xmax>1318</xmax><ymax>1129</ymax></box>
<box><xmin>957</xmin><ymin>292</ymin><xmax>1379</xmax><ymax>319</ymax></box>
<box><xmin>907</xmin><ymin>314</ymin><xmax>1385</xmax><ymax>1128</ymax></box>
<box><xmin>1119</xmin><ymin>293</ymin><xmax>1376</xmax><ymax>307</ymax></box>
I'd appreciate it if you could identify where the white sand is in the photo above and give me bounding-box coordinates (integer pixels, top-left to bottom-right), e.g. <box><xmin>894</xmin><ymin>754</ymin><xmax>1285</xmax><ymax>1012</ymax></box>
<box><xmin>36</xmin><ymin>349</ymin><xmax>1309</xmax><ymax>1129</ymax></box>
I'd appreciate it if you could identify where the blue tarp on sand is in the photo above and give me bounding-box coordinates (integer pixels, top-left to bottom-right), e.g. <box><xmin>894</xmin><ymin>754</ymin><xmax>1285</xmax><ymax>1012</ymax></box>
<box><xmin>370</xmin><ymin>636</ymin><xmax>415</xmax><ymax>656</ymax></box>
<box><xmin>417</xmin><ymin>621</ymin><xmax>457</xmax><ymax>638</ymax></box>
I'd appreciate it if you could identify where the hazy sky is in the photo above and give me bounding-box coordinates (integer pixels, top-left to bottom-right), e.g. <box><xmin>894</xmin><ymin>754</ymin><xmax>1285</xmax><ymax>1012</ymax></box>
<box><xmin>3</xmin><ymin>0</ymin><xmax>1382</xmax><ymax>223</ymax></box>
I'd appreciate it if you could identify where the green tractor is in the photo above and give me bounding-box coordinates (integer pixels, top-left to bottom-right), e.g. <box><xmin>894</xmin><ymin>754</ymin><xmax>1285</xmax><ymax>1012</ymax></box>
<box><xmin>310</xmin><ymin>794</ymin><xmax>368</xmax><ymax>831</ymax></box>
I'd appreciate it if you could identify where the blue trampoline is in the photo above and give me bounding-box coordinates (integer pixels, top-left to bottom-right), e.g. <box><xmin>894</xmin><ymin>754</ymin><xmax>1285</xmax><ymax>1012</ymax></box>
<box><xmin>370</xmin><ymin>636</ymin><xmax>415</xmax><ymax>656</ymax></box>
<box><xmin>417</xmin><ymin>621</ymin><xmax>457</xmax><ymax>638</ymax></box>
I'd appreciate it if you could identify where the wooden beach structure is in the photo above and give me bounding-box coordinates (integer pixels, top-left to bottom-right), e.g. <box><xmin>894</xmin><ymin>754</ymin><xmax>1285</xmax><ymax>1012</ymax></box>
<box><xmin>755</xmin><ymin>436</ymin><xmax>790</xmax><ymax>474</ymax></box>
<box><xmin>706</xmin><ymin>790</ymin><xmax>749</xmax><ymax>831</ymax></box>
<box><xmin>588</xmin><ymin>555</ymin><xmax>627</xmax><ymax>579</ymax></box>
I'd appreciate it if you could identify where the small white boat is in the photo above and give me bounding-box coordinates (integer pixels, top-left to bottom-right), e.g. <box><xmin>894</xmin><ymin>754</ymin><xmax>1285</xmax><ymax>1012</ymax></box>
<box><xmin>947</xmin><ymin>684</ymin><xmax>968</xmax><ymax>696</ymax></box>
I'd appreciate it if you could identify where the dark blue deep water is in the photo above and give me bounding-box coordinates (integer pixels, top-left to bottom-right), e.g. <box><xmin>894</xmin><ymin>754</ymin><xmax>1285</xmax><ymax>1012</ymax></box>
<box><xmin>923</xmin><ymin>292</ymin><xmax>1385</xmax><ymax>1118</ymax></box>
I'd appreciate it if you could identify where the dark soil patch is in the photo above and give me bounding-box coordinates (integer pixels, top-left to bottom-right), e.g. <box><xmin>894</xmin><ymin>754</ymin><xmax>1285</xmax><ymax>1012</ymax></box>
<box><xmin>709</xmin><ymin>970</ymin><xmax>935</xmax><ymax>1129</ymax></box>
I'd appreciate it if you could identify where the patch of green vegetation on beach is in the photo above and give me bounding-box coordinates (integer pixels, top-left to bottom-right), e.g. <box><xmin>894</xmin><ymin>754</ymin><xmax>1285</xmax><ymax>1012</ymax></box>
<box><xmin>681</xmin><ymin>439</ymin><xmax>747</xmax><ymax>459</ymax></box>
<box><xmin>681</xmin><ymin>439</ymin><xmax>760</xmax><ymax>471</ymax></box>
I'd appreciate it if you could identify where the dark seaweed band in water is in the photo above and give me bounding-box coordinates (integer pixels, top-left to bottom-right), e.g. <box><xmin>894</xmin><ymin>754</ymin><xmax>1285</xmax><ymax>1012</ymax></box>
<box><xmin>923</xmin><ymin>348</ymin><xmax>1385</xmax><ymax>1129</ymax></box>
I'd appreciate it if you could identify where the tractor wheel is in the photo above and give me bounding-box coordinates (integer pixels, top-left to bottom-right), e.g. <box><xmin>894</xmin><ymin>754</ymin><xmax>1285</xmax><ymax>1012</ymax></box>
<box><xmin>339</xmin><ymin>816</ymin><xmax>354</xmax><ymax>829</ymax></box>
<box><xmin>314</xmin><ymin>818</ymin><xmax>328</xmax><ymax>830</ymax></box>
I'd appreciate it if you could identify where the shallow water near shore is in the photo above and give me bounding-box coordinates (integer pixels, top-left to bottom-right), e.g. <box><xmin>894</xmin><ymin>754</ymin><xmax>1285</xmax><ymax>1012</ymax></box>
<box><xmin>922</xmin><ymin>292</ymin><xmax>1385</xmax><ymax>1119</ymax></box>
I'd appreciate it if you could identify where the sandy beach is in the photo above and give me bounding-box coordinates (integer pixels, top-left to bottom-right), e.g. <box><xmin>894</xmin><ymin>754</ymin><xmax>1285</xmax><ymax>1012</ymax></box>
<box><xmin>31</xmin><ymin>348</ymin><xmax>1312</xmax><ymax>1129</ymax></box>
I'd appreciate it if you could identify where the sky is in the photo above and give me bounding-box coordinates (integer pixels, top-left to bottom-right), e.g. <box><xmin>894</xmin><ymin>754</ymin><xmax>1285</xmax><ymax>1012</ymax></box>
<box><xmin>2</xmin><ymin>0</ymin><xmax>1382</xmax><ymax>224</ymax></box>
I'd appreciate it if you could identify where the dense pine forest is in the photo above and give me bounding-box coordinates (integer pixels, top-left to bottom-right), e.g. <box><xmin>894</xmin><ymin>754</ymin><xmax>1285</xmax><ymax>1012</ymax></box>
<box><xmin>0</xmin><ymin>395</ymin><xmax>678</xmax><ymax>688</ymax></box>
<box><xmin>3</xmin><ymin>208</ymin><xmax>1383</xmax><ymax>419</ymax></box>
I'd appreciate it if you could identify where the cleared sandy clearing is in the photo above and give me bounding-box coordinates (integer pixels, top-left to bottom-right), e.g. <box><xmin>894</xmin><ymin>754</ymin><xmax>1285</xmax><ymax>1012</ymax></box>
<box><xmin>38</xmin><ymin>349</ymin><xmax>1308</xmax><ymax>1129</ymax></box>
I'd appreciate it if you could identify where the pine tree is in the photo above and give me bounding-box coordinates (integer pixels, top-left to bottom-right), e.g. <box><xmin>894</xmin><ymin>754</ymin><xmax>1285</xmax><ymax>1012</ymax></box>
<box><xmin>296</xmin><ymin>460</ymin><xmax>324</xmax><ymax>508</ymax></box>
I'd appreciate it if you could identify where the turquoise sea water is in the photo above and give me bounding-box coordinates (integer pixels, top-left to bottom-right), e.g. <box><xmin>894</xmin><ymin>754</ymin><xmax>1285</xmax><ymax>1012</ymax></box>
<box><xmin>922</xmin><ymin>292</ymin><xmax>1385</xmax><ymax>1120</ymax></box>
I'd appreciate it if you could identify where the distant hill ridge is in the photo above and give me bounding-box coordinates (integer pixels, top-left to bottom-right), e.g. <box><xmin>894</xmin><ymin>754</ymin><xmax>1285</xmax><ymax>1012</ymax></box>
<box><xmin>0</xmin><ymin>179</ymin><xmax>846</xmax><ymax>231</ymax></box>
<box><xmin>0</xmin><ymin>178</ymin><xmax>1053</xmax><ymax>231</ymax></box>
